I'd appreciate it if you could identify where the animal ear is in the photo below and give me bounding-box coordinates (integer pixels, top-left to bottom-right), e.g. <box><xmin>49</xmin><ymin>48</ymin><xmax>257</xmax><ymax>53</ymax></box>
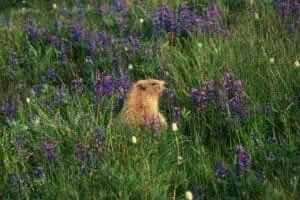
<box><xmin>137</xmin><ymin>83</ymin><xmax>146</xmax><ymax>91</ymax></box>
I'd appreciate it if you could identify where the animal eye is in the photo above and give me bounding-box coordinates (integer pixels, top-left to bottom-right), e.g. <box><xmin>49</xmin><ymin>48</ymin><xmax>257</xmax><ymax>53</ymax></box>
<box><xmin>151</xmin><ymin>83</ymin><xmax>157</xmax><ymax>85</ymax></box>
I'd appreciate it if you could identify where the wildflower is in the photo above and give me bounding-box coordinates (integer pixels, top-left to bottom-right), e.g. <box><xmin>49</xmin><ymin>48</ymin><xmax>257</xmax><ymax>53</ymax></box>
<box><xmin>294</xmin><ymin>60</ymin><xmax>300</xmax><ymax>68</ymax></box>
<box><xmin>47</xmin><ymin>68</ymin><xmax>57</xmax><ymax>83</ymax></box>
<box><xmin>255</xmin><ymin>13</ymin><xmax>259</xmax><ymax>19</ymax></box>
<box><xmin>131</xmin><ymin>136</ymin><xmax>137</xmax><ymax>144</ymax></box>
<box><xmin>172</xmin><ymin>122</ymin><xmax>178</xmax><ymax>132</ymax></box>
<box><xmin>53</xmin><ymin>3</ymin><xmax>57</xmax><ymax>9</ymax></box>
<box><xmin>53</xmin><ymin>87</ymin><xmax>67</xmax><ymax>105</ymax></box>
<box><xmin>235</xmin><ymin>145</ymin><xmax>250</xmax><ymax>175</ymax></box>
<box><xmin>58</xmin><ymin>42</ymin><xmax>68</xmax><ymax>61</ymax></box>
<box><xmin>33</xmin><ymin>115</ymin><xmax>40</xmax><ymax>125</ymax></box>
<box><xmin>185</xmin><ymin>191</ymin><xmax>193</xmax><ymax>200</ymax></box>
<box><xmin>177</xmin><ymin>156</ymin><xmax>183</xmax><ymax>165</ymax></box>
<box><xmin>8</xmin><ymin>48</ymin><xmax>18</xmax><ymax>70</ymax></box>
<box><xmin>85</xmin><ymin>56</ymin><xmax>94</xmax><ymax>66</ymax></box>
<box><xmin>197</xmin><ymin>43</ymin><xmax>203</xmax><ymax>48</ymax></box>
<box><xmin>75</xmin><ymin>140</ymin><xmax>90</xmax><ymax>162</ymax></box>
<box><xmin>204</xmin><ymin>3</ymin><xmax>221</xmax><ymax>31</ymax></box>
<box><xmin>22</xmin><ymin>7</ymin><xmax>26</xmax><ymax>13</ymax></box>
<box><xmin>70</xmin><ymin>78</ymin><xmax>84</xmax><ymax>93</ymax></box>
<box><xmin>26</xmin><ymin>97</ymin><xmax>30</xmax><ymax>103</ymax></box>
<box><xmin>192</xmin><ymin>186</ymin><xmax>205</xmax><ymax>200</ymax></box>
<box><xmin>93</xmin><ymin>76</ymin><xmax>117</xmax><ymax>98</ymax></box>
<box><xmin>94</xmin><ymin>127</ymin><xmax>105</xmax><ymax>155</ymax></box>
<box><xmin>40</xmin><ymin>137</ymin><xmax>57</xmax><ymax>160</ymax></box>
<box><xmin>34</xmin><ymin>167</ymin><xmax>45</xmax><ymax>178</ymax></box>
<box><xmin>269</xmin><ymin>58</ymin><xmax>275</xmax><ymax>64</ymax></box>
<box><xmin>113</xmin><ymin>56</ymin><xmax>123</xmax><ymax>77</ymax></box>
<box><xmin>27</xmin><ymin>17</ymin><xmax>39</xmax><ymax>41</ymax></box>
<box><xmin>143</xmin><ymin>116</ymin><xmax>165</xmax><ymax>134</ymax></box>
<box><xmin>139</xmin><ymin>18</ymin><xmax>144</xmax><ymax>23</ymax></box>
<box><xmin>69</xmin><ymin>24</ymin><xmax>84</xmax><ymax>42</ymax></box>
<box><xmin>43</xmin><ymin>28</ymin><xmax>51</xmax><ymax>44</ymax></box>
<box><xmin>0</xmin><ymin>101</ymin><xmax>16</xmax><ymax>121</ymax></box>
<box><xmin>128</xmin><ymin>64</ymin><xmax>133</xmax><ymax>70</ymax></box>
<box><xmin>86</xmin><ymin>31</ymin><xmax>97</xmax><ymax>56</ymax></box>
<box><xmin>214</xmin><ymin>162</ymin><xmax>228</xmax><ymax>179</ymax></box>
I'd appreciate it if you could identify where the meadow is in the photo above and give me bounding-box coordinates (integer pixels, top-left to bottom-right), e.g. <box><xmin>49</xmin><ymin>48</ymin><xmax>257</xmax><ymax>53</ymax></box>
<box><xmin>0</xmin><ymin>0</ymin><xmax>299</xmax><ymax>199</ymax></box>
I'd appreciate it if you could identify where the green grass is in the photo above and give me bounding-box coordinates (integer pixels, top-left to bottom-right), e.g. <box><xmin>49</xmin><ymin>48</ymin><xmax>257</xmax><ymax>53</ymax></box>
<box><xmin>0</xmin><ymin>0</ymin><xmax>300</xmax><ymax>199</ymax></box>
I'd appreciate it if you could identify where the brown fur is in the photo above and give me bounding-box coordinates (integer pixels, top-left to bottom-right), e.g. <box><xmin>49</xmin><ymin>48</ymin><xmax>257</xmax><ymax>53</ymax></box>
<box><xmin>120</xmin><ymin>79</ymin><xmax>167</xmax><ymax>130</ymax></box>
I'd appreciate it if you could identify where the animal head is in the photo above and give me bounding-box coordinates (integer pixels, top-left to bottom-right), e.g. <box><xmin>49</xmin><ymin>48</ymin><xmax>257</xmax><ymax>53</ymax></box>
<box><xmin>135</xmin><ymin>79</ymin><xmax>165</xmax><ymax>97</ymax></box>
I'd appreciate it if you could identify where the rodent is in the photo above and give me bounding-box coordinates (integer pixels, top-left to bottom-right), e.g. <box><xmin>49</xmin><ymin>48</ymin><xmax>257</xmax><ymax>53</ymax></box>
<box><xmin>120</xmin><ymin>79</ymin><xmax>167</xmax><ymax>131</ymax></box>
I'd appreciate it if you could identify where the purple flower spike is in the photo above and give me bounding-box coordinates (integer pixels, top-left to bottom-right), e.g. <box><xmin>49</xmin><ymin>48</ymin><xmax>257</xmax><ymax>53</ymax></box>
<box><xmin>93</xmin><ymin>76</ymin><xmax>117</xmax><ymax>98</ymax></box>
<box><xmin>8</xmin><ymin>48</ymin><xmax>18</xmax><ymax>70</ymax></box>
<box><xmin>27</xmin><ymin>18</ymin><xmax>39</xmax><ymax>42</ymax></box>
<box><xmin>71</xmin><ymin>78</ymin><xmax>84</xmax><ymax>94</ymax></box>
<box><xmin>69</xmin><ymin>24</ymin><xmax>84</xmax><ymax>42</ymax></box>
<box><xmin>214</xmin><ymin>162</ymin><xmax>228</xmax><ymax>179</ymax></box>
<box><xmin>86</xmin><ymin>31</ymin><xmax>97</xmax><ymax>56</ymax></box>
<box><xmin>40</xmin><ymin>137</ymin><xmax>57</xmax><ymax>160</ymax></box>
<box><xmin>235</xmin><ymin>145</ymin><xmax>250</xmax><ymax>175</ymax></box>
<box><xmin>75</xmin><ymin>140</ymin><xmax>90</xmax><ymax>162</ymax></box>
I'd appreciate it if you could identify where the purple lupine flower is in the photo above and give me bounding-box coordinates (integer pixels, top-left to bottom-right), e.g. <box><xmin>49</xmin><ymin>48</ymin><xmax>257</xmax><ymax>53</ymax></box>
<box><xmin>94</xmin><ymin>127</ymin><xmax>105</xmax><ymax>156</ymax></box>
<box><xmin>205</xmin><ymin>80</ymin><xmax>217</xmax><ymax>103</ymax></box>
<box><xmin>86</xmin><ymin>31</ymin><xmax>97</xmax><ymax>56</ymax></box>
<box><xmin>53</xmin><ymin>87</ymin><xmax>67</xmax><ymax>105</ymax></box>
<box><xmin>98</xmin><ymin>32</ymin><xmax>110</xmax><ymax>52</ymax></box>
<box><xmin>69</xmin><ymin>24</ymin><xmax>84</xmax><ymax>42</ymax></box>
<box><xmin>235</xmin><ymin>145</ymin><xmax>250</xmax><ymax>175</ymax></box>
<box><xmin>192</xmin><ymin>186</ymin><xmax>205</xmax><ymax>200</ymax></box>
<box><xmin>115</xmin><ymin>0</ymin><xmax>125</xmax><ymax>12</ymax></box>
<box><xmin>58</xmin><ymin>42</ymin><xmax>68</xmax><ymax>61</ymax></box>
<box><xmin>113</xmin><ymin>56</ymin><xmax>123</xmax><ymax>77</ymax></box>
<box><xmin>190</xmin><ymin>88</ymin><xmax>209</xmax><ymax>111</ymax></box>
<box><xmin>172</xmin><ymin>106</ymin><xmax>181</xmax><ymax>122</ymax></box>
<box><xmin>214</xmin><ymin>162</ymin><xmax>228</xmax><ymax>179</ymax></box>
<box><xmin>43</xmin><ymin>28</ymin><xmax>51</xmax><ymax>44</ymax></box>
<box><xmin>75</xmin><ymin>140</ymin><xmax>90</xmax><ymax>162</ymax></box>
<box><xmin>47</xmin><ymin>68</ymin><xmax>57</xmax><ymax>83</ymax></box>
<box><xmin>85</xmin><ymin>56</ymin><xmax>94</xmax><ymax>66</ymax></box>
<box><xmin>71</xmin><ymin>78</ymin><xmax>84</xmax><ymax>93</ymax></box>
<box><xmin>40</xmin><ymin>137</ymin><xmax>57</xmax><ymax>160</ymax></box>
<box><xmin>148</xmin><ymin>5</ymin><xmax>178</xmax><ymax>36</ymax></box>
<box><xmin>0</xmin><ymin>101</ymin><xmax>16</xmax><ymax>121</ymax></box>
<box><xmin>93</xmin><ymin>76</ymin><xmax>117</xmax><ymax>98</ymax></box>
<box><xmin>204</xmin><ymin>3</ymin><xmax>221</xmax><ymax>30</ymax></box>
<box><xmin>143</xmin><ymin>115</ymin><xmax>164</xmax><ymax>135</ymax></box>
<box><xmin>278</xmin><ymin>0</ymin><xmax>289</xmax><ymax>20</ymax></box>
<box><xmin>129</xmin><ymin>36</ymin><xmax>140</xmax><ymax>51</ymax></box>
<box><xmin>34</xmin><ymin>167</ymin><xmax>45</xmax><ymax>178</ymax></box>
<box><xmin>228</xmin><ymin>96</ymin><xmax>247</xmax><ymax>117</ymax></box>
<box><xmin>8</xmin><ymin>48</ymin><xmax>18</xmax><ymax>70</ymax></box>
<box><xmin>115</xmin><ymin>71</ymin><xmax>130</xmax><ymax>108</ymax></box>
<box><xmin>178</xmin><ymin>3</ymin><xmax>194</xmax><ymax>33</ymax></box>
<box><xmin>50</xmin><ymin>36</ymin><xmax>61</xmax><ymax>49</ymax></box>
<box><xmin>99</xmin><ymin>4</ymin><xmax>114</xmax><ymax>16</ymax></box>
<box><xmin>27</xmin><ymin>17</ymin><xmax>39</xmax><ymax>41</ymax></box>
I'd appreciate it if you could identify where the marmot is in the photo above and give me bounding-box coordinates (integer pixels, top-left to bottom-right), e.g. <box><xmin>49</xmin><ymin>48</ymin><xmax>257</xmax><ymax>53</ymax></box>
<box><xmin>120</xmin><ymin>79</ymin><xmax>167</xmax><ymax>131</ymax></box>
